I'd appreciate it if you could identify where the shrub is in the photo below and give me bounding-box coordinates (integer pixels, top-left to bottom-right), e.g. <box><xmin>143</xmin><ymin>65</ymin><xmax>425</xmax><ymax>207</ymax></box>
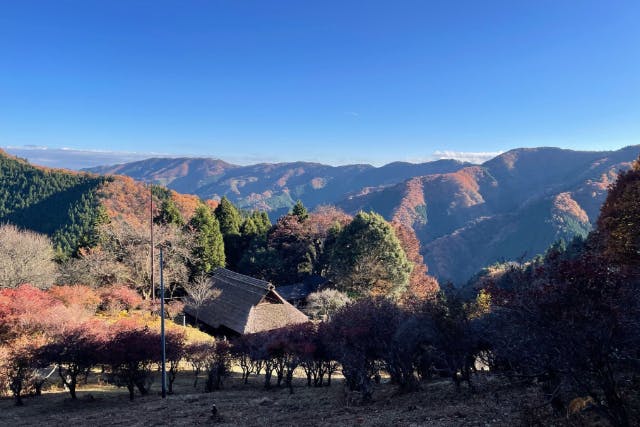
<box><xmin>165</xmin><ymin>330</ymin><xmax>186</xmax><ymax>394</ymax></box>
<box><xmin>40</xmin><ymin>324</ymin><xmax>103</xmax><ymax>399</ymax></box>
<box><xmin>204</xmin><ymin>341</ymin><xmax>232</xmax><ymax>392</ymax></box>
<box><xmin>99</xmin><ymin>285</ymin><xmax>144</xmax><ymax>313</ymax></box>
<box><xmin>101</xmin><ymin>326</ymin><xmax>160</xmax><ymax>401</ymax></box>
<box><xmin>184</xmin><ymin>341</ymin><xmax>212</xmax><ymax>389</ymax></box>
<box><xmin>0</xmin><ymin>284</ymin><xmax>62</xmax><ymax>339</ymax></box>
<box><xmin>0</xmin><ymin>335</ymin><xmax>48</xmax><ymax>406</ymax></box>
<box><xmin>304</xmin><ymin>289</ymin><xmax>351</xmax><ymax>321</ymax></box>
<box><xmin>49</xmin><ymin>285</ymin><xmax>101</xmax><ymax>313</ymax></box>
<box><xmin>485</xmin><ymin>254</ymin><xmax>640</xmax><ymax>426</ymax></box>
<box><xmin>326</xmin><ymin>297</ymin><xmax>403</xmax><ymax>402</ymax></box>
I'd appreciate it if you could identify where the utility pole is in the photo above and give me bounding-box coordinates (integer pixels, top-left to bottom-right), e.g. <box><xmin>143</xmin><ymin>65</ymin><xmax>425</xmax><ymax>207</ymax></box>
<box><xmin>150</xmin><ymin>185</ymin><xmax>155</xmax><ymax>301</ymax></box>
<box><xmin>160</xmin><ymin>246</ymin><xmax>167</xmax><ymax>398</ymax></box>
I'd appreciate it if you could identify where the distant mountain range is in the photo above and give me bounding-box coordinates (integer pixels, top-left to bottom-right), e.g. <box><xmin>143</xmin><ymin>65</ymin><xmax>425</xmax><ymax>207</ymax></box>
<box><xmin>86</xmin><ymin>158</ymin><xmax>470</xmax><ymax>216</ymax></box>
<box><xmin>83</xmin><ymin>145</ymin><xmax>638</xmax><ymax>283</ymax></box>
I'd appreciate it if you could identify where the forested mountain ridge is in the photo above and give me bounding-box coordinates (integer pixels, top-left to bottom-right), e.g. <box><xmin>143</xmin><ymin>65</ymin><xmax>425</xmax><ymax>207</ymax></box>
<box><xmin>0</xmin><ymin>150</ymin><xmax>204</xmax><ymax>258</ymax></box>
<box><xmin>86</xmin><ymin>158</ymin><xmax>469</xmax><ymax>217</ymax></box>
<box><xmin>87</xmin><ymin>145</ymin><xmax>640</xmax><ymax>284</ymax></box>
<box><xmin>341</xmin><ymin>146</ymin><xmax>639</xmax><ymax>283</ymax></box>
<box><xmin>0</xmin><ymin>150</ymin><xmax>108</xmax><ymax>257</ymax></box>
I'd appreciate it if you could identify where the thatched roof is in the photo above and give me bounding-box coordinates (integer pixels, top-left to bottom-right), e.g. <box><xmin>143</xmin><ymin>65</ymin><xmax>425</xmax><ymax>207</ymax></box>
<box><xmin>184</xmin><ymin>268</ymin><xmax>308</xmax><ymax>335</ymax></box>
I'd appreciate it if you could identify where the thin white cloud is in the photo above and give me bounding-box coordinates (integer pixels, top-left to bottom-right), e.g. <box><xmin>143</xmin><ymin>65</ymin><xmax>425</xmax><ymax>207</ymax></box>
<box><xmin>343</xmin><ymin>111</ymin><xmax>360</xmax><ymax>117</ymax></box>
<box><xmin>2</xmin><ymin>145</ymin><xmax>505</xmax><ymax>170</ymax></box>
<box><xmin>431</xmin><ymin>150</ymin><xmax>503</xmax><ymax>164</ymax></box>
<box><xmin>1</xmin><ymin>145</ymin><xmax>287</xmax><ymax>170</ymax></box>
<box><xmin>2</xmin><ymin>146</ymin><xmax>174</xmax><ymax>170</ymax></box>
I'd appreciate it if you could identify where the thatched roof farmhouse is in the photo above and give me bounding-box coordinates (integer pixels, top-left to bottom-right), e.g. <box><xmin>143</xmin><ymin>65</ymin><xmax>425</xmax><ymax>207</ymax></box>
<box><xmin>184</xmin><ymin>268</ymin><xmax>308</xmax><ymax>336</ymax></box>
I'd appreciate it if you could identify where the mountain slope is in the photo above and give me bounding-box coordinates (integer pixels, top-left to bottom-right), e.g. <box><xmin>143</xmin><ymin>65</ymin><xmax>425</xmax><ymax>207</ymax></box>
<box><xmin>0</xmin><ymin>151</ymin><xmax>205</xmax><ymax>257</ymax></box>
<box><xmin>339</xmin><ymin>146</ymin><xmax>638</xmax><ymax>283</ymax></box>
<box><xmin>86</xmin><ymin>146</ymin><xmax>640</xmax><ymax>284</ymax></box>
<box><xmin>87</xmin><ymin>158</ymin><xmax>469</xmax><ymax>218</ymax></box>
<box><xmin>0</xmin><ymin>150</ymin><xmax>107</xmax><ymax>256</ymax></box>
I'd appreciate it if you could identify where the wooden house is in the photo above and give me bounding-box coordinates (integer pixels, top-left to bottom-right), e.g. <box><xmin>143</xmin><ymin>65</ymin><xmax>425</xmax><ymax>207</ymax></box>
<box><xmin>276</xmin><ymin>275</ymin><xmax>330</xmax><ymax>307</ymax></box>
<box><xmin>184</xmin><ymin>268</ymin><xmax>308</xmax><ymax>336</ymax></box>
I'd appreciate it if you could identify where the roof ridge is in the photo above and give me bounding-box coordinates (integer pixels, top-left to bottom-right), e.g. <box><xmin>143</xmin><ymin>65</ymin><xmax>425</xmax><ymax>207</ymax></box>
<box><xmin>213</xmin><ymin>267</ymin><xmax>273</xmax><ymax>290</ymax></box>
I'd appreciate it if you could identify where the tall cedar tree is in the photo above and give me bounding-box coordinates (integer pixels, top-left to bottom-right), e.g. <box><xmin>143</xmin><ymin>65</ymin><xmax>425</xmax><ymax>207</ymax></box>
<box><xmin>239</xmin><ymin>211</ymin><xmax>271</xmax><ymax>253</ymax></box>
<box><xmin>329</xmin><ymin>211</ymin><xmax>412</xmax><ymax>298</ymax></box>
<box><xmin>188</xmin><ymin>204</ymin><xmax>225</xmax><ymax>276</ymax></box>
<box><xmin>214</xmin><ymin>197</ymin><xmax>241</xmax><ymax>236</ymax></box>
<box><xmin>214</xmin><ymin>197</ymin><xmax>243</xmax><ymax>269</ymax></box>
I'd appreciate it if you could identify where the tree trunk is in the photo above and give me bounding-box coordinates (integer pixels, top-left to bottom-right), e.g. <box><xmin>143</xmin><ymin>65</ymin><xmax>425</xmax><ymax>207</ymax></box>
<box><xmin>286</xmin><ymin>371</ymin><xmax>294</xmax><ymax>394</ymax></box>
<box><xmin>60</xmin><ymin>368</ymin><xmax>78</xmax><ymax>400</ymax></box>
<box><xmin>264</xmin><ymin>369</ymin><xmax>272</xmax><ymax>389</ymax></box>
<box><xmin>193</xmin><ymin>368</ymin><xmax>200</xmax><ymax>388</ymax></box>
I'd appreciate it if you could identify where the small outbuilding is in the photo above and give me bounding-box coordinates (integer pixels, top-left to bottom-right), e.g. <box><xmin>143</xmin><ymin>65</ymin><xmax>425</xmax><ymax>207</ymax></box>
<box><xmin>184</xmin><ymin>268</ymin><xmax>308</xmax><ymax>336</ymax></box>
<box><xmin>276</xmin><ymin>275</ymin><xmax>330</xmax><ymax>307</ymax></box>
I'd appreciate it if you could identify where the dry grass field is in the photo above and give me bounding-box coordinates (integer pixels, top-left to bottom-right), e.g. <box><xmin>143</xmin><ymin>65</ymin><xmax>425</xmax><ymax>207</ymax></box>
<box><xmin>0</xmin><ymin>369</ymin><xmax>603</xmax><ymax>427</ymax></box>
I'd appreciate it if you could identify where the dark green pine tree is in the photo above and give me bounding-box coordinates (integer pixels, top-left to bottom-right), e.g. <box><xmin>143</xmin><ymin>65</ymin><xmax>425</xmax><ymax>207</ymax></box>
<box><xmin>328</xmin><ymin>211</ymin><xmax>412</xmax><ymax>299</ymax></box>
<box><xmin>189</xmin><ymin>204</ymin><xmax>225</xmax><ymax>276</ymax></box>
<box><xmin>237</xmin><ymin>211</ymin><xmax>273</xmax><ymax>276</ymax></box>
<box><xmin>214</xmin><ymin>197</ymin><xmax>241</xmax><ymax>236</ymax></box>
<box><xmin>240</xmin><ymin>211</ymin><xmax>272</xmax><ymax>241</ymax></box>
<box><xmin>154</xmin><ymin>197</ymin><xmax>185</xmax><ymax>227</ymax></box>
<box><xmin>214</xmin><ymin>196</ymin><xmax>243</xmax><ymax>269</ymax></box>
<box><xmin>291</xmin><ymin>200</ymin><xmax>309</xmax><ymax>222</ymax></box>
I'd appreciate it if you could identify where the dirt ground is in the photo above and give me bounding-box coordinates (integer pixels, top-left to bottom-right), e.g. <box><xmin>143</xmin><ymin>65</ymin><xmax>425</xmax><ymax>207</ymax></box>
<box><xmin>0</xmin><ymin>370</ymin><xmax>610</xmax><ymax>426</ymax></box>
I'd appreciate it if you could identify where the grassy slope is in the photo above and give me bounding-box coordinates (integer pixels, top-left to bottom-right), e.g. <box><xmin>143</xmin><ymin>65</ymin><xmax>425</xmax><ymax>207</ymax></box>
<box><xmin>0</xmin><ymin>372</ymin><xmax>595</xmax><ymax>427</ymax></box>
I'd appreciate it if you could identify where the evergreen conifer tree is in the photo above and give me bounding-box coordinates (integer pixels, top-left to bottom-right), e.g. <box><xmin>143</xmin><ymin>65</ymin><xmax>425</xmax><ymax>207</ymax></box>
<box><xmin>291</xmin><ymin>200</ymin><xmax>309</xmax><ymax>222</ymax></box>
<box><xmin>214</xmin><ymin>197</ymin><xmax>241</xmax><ymax>236</ymax></box>
<box><xmin>189</xmin><ymin>204</ymin><xmax>225</xmax><ymax>275</ymax></box>
<box><xmin>328</xmin><ymin>211</ymin><xmax>412</xmax><ymax>298</ymax></box>
<box><xmin>154</xmin><ymin>198</ymin><xmax>185</xmax><ymax>227</ymax></box>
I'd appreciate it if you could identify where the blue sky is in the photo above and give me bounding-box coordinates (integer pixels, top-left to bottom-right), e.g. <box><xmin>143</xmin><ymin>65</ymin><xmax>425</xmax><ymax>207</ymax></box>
<box><xmin>1</xmin><ymin>1</ymin><xmax>639</xmax><ymax>168</ymax></box>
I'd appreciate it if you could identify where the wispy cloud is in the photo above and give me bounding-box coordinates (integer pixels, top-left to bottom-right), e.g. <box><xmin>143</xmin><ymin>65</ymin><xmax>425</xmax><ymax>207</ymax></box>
<box><xmin>2</xmin><ymin>145</ymin><xmax>174</xmax><ymax>170</ymax></box>
<box><xmin>431</xmin><ymin>150</ymin><xmax>503</xmax><ymax>164</ymax></box>
<box><xmin>1</xmin><ymin>145</ymin><xmax>289</xmax><ymax>170</ymax></box>
<box><xmin>343</xmin><ymin>111</ymin><xmax>360</xmax><ymax>117</ymax></box>
<box><xmin>2</xmin><ymin>145</ymin><xmax>505</xmax><ymax>170</ymax></box>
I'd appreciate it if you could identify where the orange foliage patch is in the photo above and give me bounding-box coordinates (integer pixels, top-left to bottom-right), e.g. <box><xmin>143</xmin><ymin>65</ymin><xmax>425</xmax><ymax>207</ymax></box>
<box><xmin>392</xmin><ymin>177</ymin><xmax>426</xmax><ymax>227</ymax></box>
<box><xmin>553</xmin><ymin>192</ymin><xmax>589</xmax><ymax>223</ymax></box>
<box><xmin>450</xmin><ymin>167</ymin><xmax>483</xmax><ymax>194</ymax></box>
<box><xmin>170</xmin><ymin>190</ymin><xmax>201</xmax><ymax>220</ymax></box>
<box><xmin>392</xmin><ymin>222</ymin><xmax>440</xmax><ymax>300</ymax></box>
<box><xmin>99</xmin><ymin>176</ymin><xmax>152</xmax><ymax>229</ymax></box>
<box><xmin>445</xmin><ymin>167</ymin><xmax>486</xmax><ymax>208</ymax></box>
<box><xmin>49</xmin><ymin>285</ymin><xmax>101</xmax><ymax>312</ymax></box>
<box><xmin>310</xmin><ymin>177</ymin><xmax>326</xmax><ymax>189</ymax></box>
<box><xmin>205</xmin><ymin>199</ymin><xmax>220</xmax><ymax>211</ymax></box>
<box><xmin>99</xmin><ymin>176</ymin><xmax>202</xmax><ymax>228</ymax></box>
<box><xmin>276</xmin><ymin>167</ymin><xmax>306</xmax><ymax>187</ymax></box>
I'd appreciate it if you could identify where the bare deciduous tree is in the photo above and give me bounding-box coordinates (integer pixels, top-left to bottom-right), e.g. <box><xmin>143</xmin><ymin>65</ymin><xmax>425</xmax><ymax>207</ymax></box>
<box><xmin>0</xmin><ymin>224</ymin><xmax>57</xmax><ymax>289</ymax></box>
<box><xmin>93</xmin><ymin>220</ymin><xmax>194</xmax><ymax>297</ymax></box>
<box><xmin>304</xmin><ymin>289</ymin><xmax>351</xmax><ymax>321</ymax></box>
<box><xmin>57</xmin><ymin>247</ymin><xmax>128</xmax><ymax>288</ymax></box>
<box><xmin>184</xmin><ymin>274</ymin><xmax>221</xmax><ymax>325</ymax></box>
